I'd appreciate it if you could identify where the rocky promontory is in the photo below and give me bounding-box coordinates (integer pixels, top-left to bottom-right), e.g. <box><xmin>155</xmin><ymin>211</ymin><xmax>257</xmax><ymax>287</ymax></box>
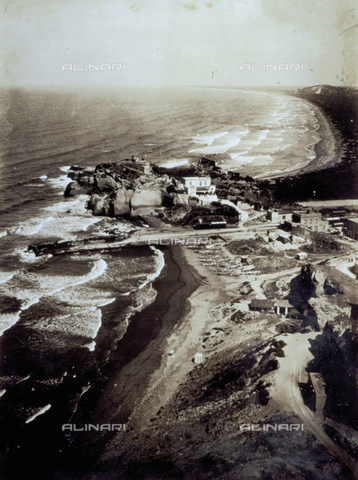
<box><xmin>65</xmin><ymin>156</ymin><xmax>177</xmax><ymax>217</ymax></box>
<box><xmin>64</xmin><ymin>156</ymin><xmax>240</xmax><ymax>225</ymax></box>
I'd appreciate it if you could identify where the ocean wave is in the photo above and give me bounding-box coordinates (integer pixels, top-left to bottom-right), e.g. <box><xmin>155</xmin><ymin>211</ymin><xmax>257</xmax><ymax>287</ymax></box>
<box><xmin>119</xmin><ymin>248</ymin><xmax>164</xmax><ymax>301</ymax></box>
<box><xmin>10</xmin><ymin>217</ymin><xmax>55</xmax><ymax>236</ymax></box>
<box><xmin>33</xmin><ymin>215</ymin><xmax>102</xmax><ymax>240</ymax></box>
<box><xmin>14</xmin><ymin>248</ymin><xmax>52</xmax><ymax>265</ymax></box>
<box><xmin>8</xmin><ymin>196</ymin><xmax>102</xmax><ymax>242</ymax></box>
<box><xmin>144</xmin><ymin>247</ymin><xmax>165</xmax><ymax>286</ymax></box>
<box><xmin>33</xmin><ymin>308</ymin><xmax>103</xmax><ymax>344</ymax></box>
<box><xmin>0</xmin><ymin>271</ymin><xmax>17</xmax><ymax>284</ymax></box>
<box><xmin>43</xmin><ymin>195</ymin><xmax>89</xmax><ymax>214</ymax></box>
<box><xmin>189</xmin><ymin>129</ymin><xmax>250</xmax><ymax>155</ymax></box>
<box><xmin>25</xmin><ymin>404</ymin><xmax>51</xmax><ymax>424</ymax></box>
<box><xmin>160</xmin><ymin>159</ymin><xmax>189</xmax><ymax>168</ymax></box>
<box><xmin>0</xmin><ymin>311</ymin><xmax>21</xmax><ymax>337</ymax></box>
<box><xmin>0</xmin><ymin>231</ymin><xmax>7</xmax><ymax>238</ymax></box>
<box><xmin>0</xmin><ymin>259</ymin><xmax>108</xmax><ymax>312</ymax></box>
<box><xmin>191</xmin><ymin>131</ymin><xmax>229</xmax><ymax>146</ymax></box>
<box><xmin>47</xmin><ymin>174</ymin><xmax>71</xmax><ymax>191</ymax></box>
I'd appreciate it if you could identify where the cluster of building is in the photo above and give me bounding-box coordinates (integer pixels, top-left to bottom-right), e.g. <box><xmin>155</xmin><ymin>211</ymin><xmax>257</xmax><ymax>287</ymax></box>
<box><xmin>267</xmin><ymin>207</ymin><xmax>358</xmax><ymax>241</ymax></box>
<box><xmin>267</xmin><ymin>209</ymin><xmax>328</xmax><ymax>234</ymax></box>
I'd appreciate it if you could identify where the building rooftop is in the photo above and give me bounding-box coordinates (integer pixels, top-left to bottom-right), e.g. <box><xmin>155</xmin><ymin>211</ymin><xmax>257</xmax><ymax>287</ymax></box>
<box><xmin>274</xmin><ymin>300</ymin><xmax>292</xmax><ymax>308</ymax></box>
<box><xmin>182</xmin><ymin>176</ymin><xmax>211</xmax><ymax>180</ymax></box>
<box><xmin>270</xmin><ymin>209</ymin><xmax>294</xmax><ymax>214</ymax></box>
<box><xmin>293</xmin><ymin>210</ymin><xmax>321</xmax><ymax>216</ymax></box>
<box><xmin>347</xmin><ymin>218</ymin><xmax>358</xmax><ymax>225</ymax></box>
<box><xmin>250</xmin><ymin>299</ymin><xmax>274</xmax><ymax>309</ymax></box>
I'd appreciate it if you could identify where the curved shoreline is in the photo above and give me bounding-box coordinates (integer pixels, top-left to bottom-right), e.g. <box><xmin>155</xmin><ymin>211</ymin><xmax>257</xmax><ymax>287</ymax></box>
<box><xmin>66</xmin><ymin>244</ymin><xmax>203</xmax><ymax>470</ymax></box>
<box><xmin>303</xmin><ymin>100</ymin><xmax>343</xmax><ymax>171</ymax></box>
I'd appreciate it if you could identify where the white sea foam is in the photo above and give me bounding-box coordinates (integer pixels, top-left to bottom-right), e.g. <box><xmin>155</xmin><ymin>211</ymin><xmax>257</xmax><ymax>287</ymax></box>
<box><xmin>0</xmin><ymin>231</ymin><xmax>7</xmax><ymax>238</ymax></box>
<box><xmin>189</xmin><ymin>130</ymin><xmax>249</xmax><ymax>155</ymax></box>
<box><xmin>11</xmin><ymin>217</ymin><xmax>55</xmax><ymax>236</ymax></box>
<box><xmin>191</xmin><ymin>131</ymin><xmax>229</xmax><ymax>146</ymax></box>
<box><xmin>0</xmin><ymin>259</ymin><xmax>108</xmax><ymax>311</ymax></box>
<box><xmin>87</xmin><ymin>341</ymin><xmax>96</xmax><ymax>351</ymax></box>
<box><xmin>60</xmin><ymin>166</ymin><xmax>71</xmax><ymax>172</ymax></box>
<box><xmin>25</xmin><ymin>404</ymin><xmax>51</xmax><ymax>424</ymax></box>
<box><xmin>142</xmin><ymin>247</ymin><xmax>165</xmax><ymax>287</ymax></box>
<box><xmin>52</xmin><ymin>286</ymin><xmax>115</xmax><ymax>308</ymax></box>
<box><xmin>36</xmin><ymin>216</ymin><xmax>102</xmax><ymax>240</ymax></box>
<box><xmin>0</xmin><ymin>271</ymin><xmax>17</xmax><ymax>284</ymax></box>
<box><xmin>10</xmin><ymin>196</ymin><xmax>102</xmax><ymax>241</ymax></box>
<box><xmin>47</xmin><ymin>174</ymin><xmax>71</xmax><ymax>191</ymax></box>
<box><xmin>34</xmin><ymin>308</ymin><xmax>102</xmax><ymax>341</ymax></box>
<box><xmin>0</xmin><ymin>311</ymin><xmax>21</xmax><ymax>337</ymax></box>
<box><xmin>14</xmin><ymin>248</ymin><xmax>52</xmax><ymax>265</ymax></box>
<box><xmin>43</xmin><ymin>196</ymin><xmax>89</xmax><ymax>215</ymax></box>
<box><xmin>160</xmin><ymin>159</ymin><xmax>189</xmax><ymax>168</ymax></box>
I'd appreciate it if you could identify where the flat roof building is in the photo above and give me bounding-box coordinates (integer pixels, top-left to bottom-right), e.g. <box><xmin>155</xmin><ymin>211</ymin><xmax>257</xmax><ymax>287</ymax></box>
<box><xmin>292</xmin><ymin>210</ymin><xmax>328</xmax><ymax>232</ymax></box>
<box><xmin>267</xmin><ymin>209</ymin><xmax>293</xmax><ymax>223</ymax></box>
<box><xmin>347</xmin><ymin>218</ymin><xmax>358</xmax><ymax>241</ymax></box>
<box><xmin>180</xmin><ymin>177</ymin><xmax>216</xmax><ymax>196</ymax></box>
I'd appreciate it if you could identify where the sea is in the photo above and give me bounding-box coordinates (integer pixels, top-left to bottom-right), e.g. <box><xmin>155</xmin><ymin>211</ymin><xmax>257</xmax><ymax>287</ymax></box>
<box><xmin>0</xmin><ymin>85</ymin><xmax>335</xmax><ymax>476</ymax></box>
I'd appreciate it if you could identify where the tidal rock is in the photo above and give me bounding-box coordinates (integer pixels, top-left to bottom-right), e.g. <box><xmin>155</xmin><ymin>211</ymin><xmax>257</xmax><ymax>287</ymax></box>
<box><xmin>88</xmin><ymin>193</ymin><xmax>110</xmax><ymax>216</ymax></box>
<box><xmin>111</xmin><ymin>188</ymin><xmax>132</xmax><ymax>216</ymax></box>
<box><xmin>94</xmin><ymin>173</ymin><xmax>119</xmax><ymax>193</ymax></box>
<box><xmin>64</xmin><ymin>182</ymin><xmax>88</xmax><ymax>197</ymax></box>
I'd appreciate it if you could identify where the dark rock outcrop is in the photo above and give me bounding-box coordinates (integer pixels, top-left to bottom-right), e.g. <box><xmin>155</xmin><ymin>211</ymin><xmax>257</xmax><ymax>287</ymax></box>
<box><xmin>300</xmin><ymin>263</ymin><xmax>325</xmax><ymax>296</ymax></box>
<box><xmin>64</xmin><ymin>182</ymin><xmax>88</xmax><ymax>197</ymax></box>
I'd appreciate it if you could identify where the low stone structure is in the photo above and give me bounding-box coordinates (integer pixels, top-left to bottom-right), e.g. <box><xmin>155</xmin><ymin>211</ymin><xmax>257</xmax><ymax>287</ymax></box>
<box><xmin>309</xmin><ymin>372</ymin><xmax>326</xmax><ymax>419</ymax></box>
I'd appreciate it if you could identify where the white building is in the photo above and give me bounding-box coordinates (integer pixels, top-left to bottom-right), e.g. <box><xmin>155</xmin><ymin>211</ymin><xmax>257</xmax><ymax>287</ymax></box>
<box><xmin>194</xmin><ymin>353</ymin><xmax>203</xmax><ymax>364</ymax></box>
<box><xmin>181</xmin><ymin>177</ymin><xmax>216</xmax><ymax>196</ymax></box>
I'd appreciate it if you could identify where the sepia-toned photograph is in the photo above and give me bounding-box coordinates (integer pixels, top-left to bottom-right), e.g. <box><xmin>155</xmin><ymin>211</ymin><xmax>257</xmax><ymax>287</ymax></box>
<box><xmin>0</xmin><ymin>1</ymin><xmax>358</xmax><ymax>478</ymax></box>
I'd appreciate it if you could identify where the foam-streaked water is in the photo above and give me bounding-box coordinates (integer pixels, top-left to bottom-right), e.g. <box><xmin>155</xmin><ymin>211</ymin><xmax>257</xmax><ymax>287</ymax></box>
<box><xmin>0</xmin><ymin>85</ymin><xmax>336</xmax><ymax>450</ymax></box>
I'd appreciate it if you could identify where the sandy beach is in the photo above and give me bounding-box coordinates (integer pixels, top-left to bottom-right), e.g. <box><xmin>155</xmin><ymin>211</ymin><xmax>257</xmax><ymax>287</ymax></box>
<box><xmin>72</xmin><ymin>240</ymin><xmax>263</xmax><ymax>465</ymax></box>
<box><xmin>70</xmin><ymin>245</ymin><xmax>206</xmax><ymax>458</ymax></box>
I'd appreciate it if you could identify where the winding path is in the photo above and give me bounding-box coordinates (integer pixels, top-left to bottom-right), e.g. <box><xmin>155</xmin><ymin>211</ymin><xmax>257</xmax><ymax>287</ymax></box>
<box><xmin>271</xmin><ymin>332</ymin><xmax>358</xmax><ymax>479</ymax></box>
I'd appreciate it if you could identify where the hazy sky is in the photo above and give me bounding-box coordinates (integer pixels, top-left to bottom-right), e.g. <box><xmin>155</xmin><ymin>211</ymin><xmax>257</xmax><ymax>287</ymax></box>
<box><xmin>1</xmin><ymin>0</ymin><xmax>357</xmax><ymax>88</ymax></box>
